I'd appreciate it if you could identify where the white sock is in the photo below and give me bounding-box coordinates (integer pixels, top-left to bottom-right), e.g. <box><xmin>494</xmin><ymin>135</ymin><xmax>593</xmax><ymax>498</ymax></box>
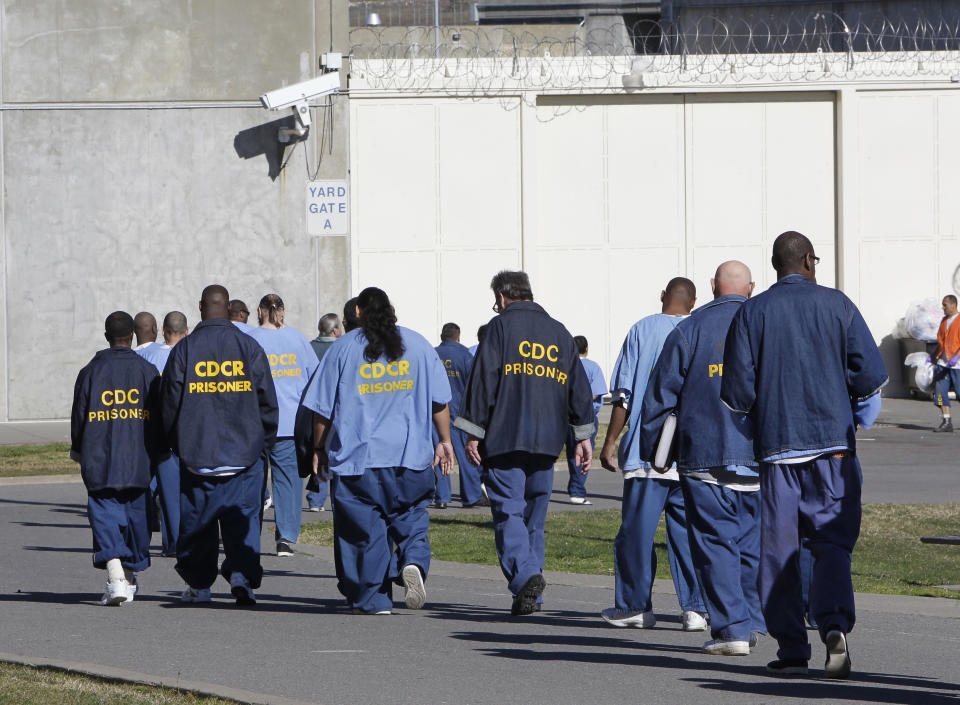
<box><xmin>106</xmin><ymin>558</ymin><xmax>124</xmax><ymax>583</ymax></box>
<box><xmin>944</xmin><ymin>411</ymin><xmax>951</xmax><ymax>420</ymax></box>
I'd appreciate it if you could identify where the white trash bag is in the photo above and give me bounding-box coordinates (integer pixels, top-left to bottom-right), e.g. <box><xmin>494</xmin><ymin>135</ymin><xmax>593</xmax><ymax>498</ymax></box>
<box><xmin>904</xmin><ymin>351</ymin><xmax>936</xmax><ymax>392</ymax></box>
<box><xmin>903</xmin><ymin>299</ymin><xmax>942</xmax><ymax>342</ymax></box>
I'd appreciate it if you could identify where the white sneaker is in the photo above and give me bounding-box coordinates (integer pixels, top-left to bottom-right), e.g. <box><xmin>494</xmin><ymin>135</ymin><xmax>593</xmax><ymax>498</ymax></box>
<box><xmin>180</xmin><ymin>586</ymin><xmax>211</xmax><ymax>603</ymax></box>
<box><xmin>569</xmin><ymin>496</ymin><xmax>592</xmax><ymax>505</ymax></box>
<box><xmin>230</xmin><ymin>572</ymin><xmax>256</xmax><ymax>606</ymax></box>
<box><xmin>481</xmin><ymin>483</ymin><xmax>489</xmax><ymax>501</ymax></box>
<box><xmin>306</xmin><ymin>506</ymin><xmax>322</xmax><ymax>512</ymax></box>
<box><xmin>703</xmin><ymin>639</ymin><xmax>750</xmax><ymax>656</ymax></box>
<box><xmin>601</xmin><ymin>607</ymin><xmax>656</xmax><ymax>628</ymax></box>
<box><xmin>126</xmin><ymin>575</ymin><xmax>139</xmax><ymax>602</ymax></box>
<box><xmin>401</xmin><ymin>564</ymin><xmax>426</xmax><ymax>609</ymax></box>
<box><xmin>682</xmin><ymin>610</ymin><xmax>709</xmax><ymax>631</ymax></box>
<box><xmin>101</xmin><ymin>579</ymin><xmax>132</xmax><ymax>606</ymax></box>
<box><xmin>824</xmin><ymin>630</ymin><xmax>852</xmax><ymax>679</ymax></box>
<box><xmin>263</xmin><ymin>496</ymin><xmax>273</xmax><ymax>511</ymax></box>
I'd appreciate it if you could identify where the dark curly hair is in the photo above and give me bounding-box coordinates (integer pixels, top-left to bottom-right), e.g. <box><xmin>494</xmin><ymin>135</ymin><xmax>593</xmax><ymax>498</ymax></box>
<box><xmin>357</xmin><ymin>287</ymin><xmax>404</xmax><ymax>362</ymax></box>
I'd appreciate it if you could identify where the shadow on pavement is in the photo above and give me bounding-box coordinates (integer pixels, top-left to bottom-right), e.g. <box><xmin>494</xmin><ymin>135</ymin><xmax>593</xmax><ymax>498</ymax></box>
<box><xmin>450</xmin><ymin>631</ymin><xmax>960</xmax><ymax>704</ymax></box>
<box><xmin>426</xmin><ymin>603</ymin><xmax>629</xmax><ymax>630</ymax></box>
<box><xmin>684</xmin><ymin>674</ymin><xmax>960</xmax><ymax>704</ymax></box>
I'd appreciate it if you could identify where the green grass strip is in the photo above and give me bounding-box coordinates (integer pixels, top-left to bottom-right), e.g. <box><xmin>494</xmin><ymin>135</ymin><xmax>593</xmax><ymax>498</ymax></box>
<box><xmin>300</xmin><ymin>503</ymin><xmax>960</xmax><ymax>599</ymax></box>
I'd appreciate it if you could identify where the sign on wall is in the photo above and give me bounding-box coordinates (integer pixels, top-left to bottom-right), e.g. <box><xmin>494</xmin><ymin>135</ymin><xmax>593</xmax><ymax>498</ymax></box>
<box><xmin>306</xmin><ymin>180</ymin><xmax>349</xmax><ymax>236</ymax></box>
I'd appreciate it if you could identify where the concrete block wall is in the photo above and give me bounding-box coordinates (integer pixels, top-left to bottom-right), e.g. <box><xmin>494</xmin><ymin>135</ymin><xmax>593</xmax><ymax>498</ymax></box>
<box><xmin>0</xmin><ymin>0</ymin><xmax>351</xmax><ymax>421</ymax></box>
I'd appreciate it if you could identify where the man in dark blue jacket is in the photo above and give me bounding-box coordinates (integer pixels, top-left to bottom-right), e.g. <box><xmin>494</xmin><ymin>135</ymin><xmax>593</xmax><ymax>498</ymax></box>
<box><xmin>455</xmin><ymin>271</ymin><xmax>595</xmax><ymax>615</ymax></box>
<box><xmin>641</xmin><ymin>261</ymin><xmax>765</xmax><ymax>657</ymax></box>
<box><xmin>434</xmin><ymin>322</ymin><xmax>485</xmax><ymax>508</ymax></box>
<box><xmin>161</xmin><ymin>284</ymin><xmax>279</xmax><ymax>606</ymax></box>
<box><xmin>71</xmin><ymin>311</ymin><xmax>162</xmax><ymax>606</ymax></box>
<box><xmin>721</xmin><ymin>232</ymin><xmax>887</xmax><ymax>679</ymax></box>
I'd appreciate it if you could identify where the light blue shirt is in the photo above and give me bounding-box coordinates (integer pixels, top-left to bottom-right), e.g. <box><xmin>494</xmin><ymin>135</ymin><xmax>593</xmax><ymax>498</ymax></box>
<box><xmin>248</xmin><ymin>326</ymin><xmax>319</xmax><ymax>437</ymax></box>
<box><xmin>610</xmin><ymin>313</ymin><xmax>686</xmax><ymax>472</ymax></box>
<box><xmin>138</xmin><ymin>343</ymin><xmax>173</xmax><ymax>374</ymax></box>
<box><xmin>301</xmin><ymin>326</ymin><xmax>452</xmax><ymax>476</ymax></box>
<box><xmin>232</xmin><ymin>320</ymin><xmax>256</xmax><ymax>335</ymax></box>
<box><xmin>579</xmin><ymin>357</ymin><xmax>607</xmax><ymax>416</ymax></box>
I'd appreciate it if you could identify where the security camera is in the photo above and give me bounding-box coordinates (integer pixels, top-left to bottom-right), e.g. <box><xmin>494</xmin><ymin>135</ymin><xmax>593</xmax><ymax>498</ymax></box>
<box><xmin>260</xmin><ymin>71</ymin><xmax>340</xmax><ymax>138</ymax></box>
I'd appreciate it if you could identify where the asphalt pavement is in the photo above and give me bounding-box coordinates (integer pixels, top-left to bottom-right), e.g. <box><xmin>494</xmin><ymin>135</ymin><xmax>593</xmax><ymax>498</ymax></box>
<box><xmin>0</xmin><ymin>397</ymin><xmax>958</xmax><ymax>704</ymax></box>
<box><xmin>0</xmin><ymin>478</ymin><xmax>958</xmax><ymax>705</ymax></box>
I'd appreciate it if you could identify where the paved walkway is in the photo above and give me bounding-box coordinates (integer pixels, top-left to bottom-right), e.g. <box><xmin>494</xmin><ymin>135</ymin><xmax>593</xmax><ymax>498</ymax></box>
<box><xmin>0</xmin><ymin>481</ymin><xmax>958</xmax><ymax>705</ymax></box>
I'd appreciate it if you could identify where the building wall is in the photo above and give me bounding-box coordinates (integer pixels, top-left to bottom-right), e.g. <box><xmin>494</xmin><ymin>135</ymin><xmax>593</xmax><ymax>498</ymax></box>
<box><xmin>350</xmin><ymin>90</ymin><xmax>837</xmax><ymax>381</ymax></box>
<box><xmin>0</xmin><ymin>0</ymin><xmax>351</xmax><ymax>421</ymax></box>
<box><xmin>349</xmin><ymin>70</ymin><xmax>960</xmax><ymax>394</ymax></box>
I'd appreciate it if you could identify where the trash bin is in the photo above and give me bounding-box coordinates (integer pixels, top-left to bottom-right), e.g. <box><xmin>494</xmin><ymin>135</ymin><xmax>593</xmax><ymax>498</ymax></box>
<box><xmin>900</xmin><ymin>338</ymin><xmax>938</xmax><ymax>398</ymax></box>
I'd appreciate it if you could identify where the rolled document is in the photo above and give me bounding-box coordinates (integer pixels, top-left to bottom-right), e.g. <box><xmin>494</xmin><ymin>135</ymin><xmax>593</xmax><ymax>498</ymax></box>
<box><xmin>652</xmin><ymin>413</ymin><xmax>677</xmax><ymax>471</ymax></box>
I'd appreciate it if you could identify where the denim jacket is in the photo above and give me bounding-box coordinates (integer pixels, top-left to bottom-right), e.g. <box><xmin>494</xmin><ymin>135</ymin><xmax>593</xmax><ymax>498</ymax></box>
<box><xmin>640</xmin><ymin>295</ymin><xmax>757</xmax><ymax>471</ymax></box>
<box><xmin>454</xmin><ymin>301</ymin><xmax>595</xmax><ymax>459</ymax></box>
<box><xmin>720</xmin><ymin>275</ymin><xmax>888</xmax><ymax>459</ymax></box>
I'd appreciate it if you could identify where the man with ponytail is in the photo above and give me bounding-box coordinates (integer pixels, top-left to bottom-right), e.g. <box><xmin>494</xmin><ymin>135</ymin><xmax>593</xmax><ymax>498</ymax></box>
<box><xmin>302</xmin><ymin>287</ymin><xmax>454</xmax><ymax>614</ymax></box>
<box><xmin>455</xmin><ymin>270</ymin><xmax>596</xmax><ymax>616</ymax></box>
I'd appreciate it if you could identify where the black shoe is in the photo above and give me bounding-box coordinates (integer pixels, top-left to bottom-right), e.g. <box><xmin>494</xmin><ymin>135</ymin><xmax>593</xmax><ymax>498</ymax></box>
<box><xmin>934</xmin><ymin>418</ymin><xmax>954</xmax><ymax>433</ymax></box>
<box><xmin>432</xmin><ymin>501</ymin><xmax>448</xmax><ymax>509</ymax></box>
<box><xmin>276</xmin><ymin>541</ymin><xmax>295</xmax><ymax>557</ymax></box>
<box><xmin>824</xmin><ymin>630</ymin><xmax>852</xmax><ymax>679</ymax></box>
<box><xmin>462</xmin><ymin>497</ymin><xmax>491</xmax><ymax>508</ymax></box>
<box><xmin>766</xmin><ymin>658</ymin><xmax>809</xmax><ymax>676</ymax></box>
<box><xmin>511</xmin><ymin>574</ymin><xmax>546</xmax><ymax>616</ymax></box>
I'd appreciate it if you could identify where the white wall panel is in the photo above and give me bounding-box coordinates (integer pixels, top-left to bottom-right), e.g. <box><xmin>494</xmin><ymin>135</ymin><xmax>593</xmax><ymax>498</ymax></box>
<box><xmin>687</xmin><ymin>99</ymin><xmax>765</xmax><ymax>249</ymax></box>
<box><xmin>937</xmin><ymin>95</ymin><xmax>960</xmax><ymax>239</ymax></box>
<box><xmin>606</xmin><ymin>100</ymin><xmax>685</xmax><ymax>248</ymax></box>
<box><xmin>858</xmin><ymin>94</ymin><xmax>937</xmax><ymax>240</ymax></box>
<box><xmin>535</xmin><ymin>106</ymin><xmax>606</xmax><ymax>248</ymax></box>
<box><xmin>765</xmin><ymin>99</ymin><xmax>836</xmax><ymax>250</ymax></box>
<box><xmin>357</xmin><ymin>251</ymin><xmax>438</xmax><ymax>339</ymax></box>
<box><xmin>354</xmin><ymin>104</ymin><xmax>437</xmax><ymax>251</ymax></box>
<box><xmin>438</xmin><ymin>102</ymin><xmax>521</xmax><ymax>250</ymax></box>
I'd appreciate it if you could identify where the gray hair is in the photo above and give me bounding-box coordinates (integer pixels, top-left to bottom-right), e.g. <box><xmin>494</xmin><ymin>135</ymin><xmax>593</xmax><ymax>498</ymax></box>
<box><xmin>318</xmin><ymin>313</ymin><xmax>340</xmax><ymax>336</ymax></box>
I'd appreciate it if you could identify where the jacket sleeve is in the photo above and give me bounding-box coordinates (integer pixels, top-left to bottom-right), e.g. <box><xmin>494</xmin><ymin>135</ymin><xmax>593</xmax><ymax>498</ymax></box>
<box><xmin>638</xmin><ymin>327</ymin><xmax>687</xmax><ymax>461</ymax></box>
<box><xmin>845</xmin><ymin>303</ymin><xmax>889</xmax><ymax>400</ymax></box>
<box><xmin>720</xmin><ymin>306</ymin><xmax>757</xmax><ymax>414</ymax></box>
<box><xmin>249</xmin><ymin>346</ymin><xmax>280</xmax><ymax>450</ymax></box>
<box><xmin>69</xmin><ymin>367</ymin><xmax>89</xmax><ymax>463</ymax></box>
<box><xmin>453</xmin><ymin>321</ymin><xmax>503</xmax><ymax>440</ymax></box>
<box><xmin>159</xmin><ymin>345</ymin><xmax>185</xmax><ymax>447</ymax></box>
<box><xmin>567</xmin><ymin>348</ymin><xmax>597</xmax><ymax>441</ymax></box>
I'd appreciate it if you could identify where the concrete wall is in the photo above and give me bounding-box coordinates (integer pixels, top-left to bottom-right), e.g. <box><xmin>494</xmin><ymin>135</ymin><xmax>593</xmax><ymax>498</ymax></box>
<box><xmin>348</xmin><ymin>60</ymin><xmax>960</xmax><ymax>397</ymax></box>
<box><xmin>0</xmin><ymin>0</ymin><xmax>351</xmax><ymax>421</ymax></box>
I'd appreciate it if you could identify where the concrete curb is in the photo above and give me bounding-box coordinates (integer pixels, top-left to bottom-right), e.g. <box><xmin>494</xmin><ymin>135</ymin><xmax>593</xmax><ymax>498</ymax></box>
<box><xmin>0</xmin><ymin>651</ymin><xmax>321</xmax><ymax>705</ymax></box>
<box><xmin>0</xmin><ymin>474</ymin><xmax>82</xmax><ymax>486</ymax></box>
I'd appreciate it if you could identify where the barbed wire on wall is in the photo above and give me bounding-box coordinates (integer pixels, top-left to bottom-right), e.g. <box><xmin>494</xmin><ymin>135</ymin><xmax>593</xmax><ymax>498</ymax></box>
<box><xmin>348</xmin><ymin>10</ymin><xmax>960</xmax><ymax>103</ymax></box>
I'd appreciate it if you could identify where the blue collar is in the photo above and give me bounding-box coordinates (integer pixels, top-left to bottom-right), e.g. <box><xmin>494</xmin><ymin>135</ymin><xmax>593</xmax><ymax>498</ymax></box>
<box><xmin>775</xmin><ymin>273</ymin><xmax>813</xmax><ymax>286</ymax></box>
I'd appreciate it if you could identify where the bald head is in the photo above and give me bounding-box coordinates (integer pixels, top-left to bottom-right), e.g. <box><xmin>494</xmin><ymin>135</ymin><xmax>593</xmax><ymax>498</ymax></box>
<box><xmin>162</xmin><ymin>311</ymin><xmax>189</xmax><ymax>344</ymax></box>
<box><xmin>712</xmin><ymin>261</ymin><xmax>754</xmax><ymax>298</ymax></box>
<box><xmin>772</xmin><ymin>231</ymin><xmax>817</xmax><ymax>281</ymax></box>
<box><xmin>661</xmin><ymin>277</ymin><xmax>696</xmax><ymax>315</ymax></box>
<box><xmin>133</xmin><ymin>312</ymin><xmax>157</xmax><ymax>347</ymax></box>
<box><xmin>200</xmin><ymin>284</ymin><xmax>230</xmax><ymax>321</ymax></box>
